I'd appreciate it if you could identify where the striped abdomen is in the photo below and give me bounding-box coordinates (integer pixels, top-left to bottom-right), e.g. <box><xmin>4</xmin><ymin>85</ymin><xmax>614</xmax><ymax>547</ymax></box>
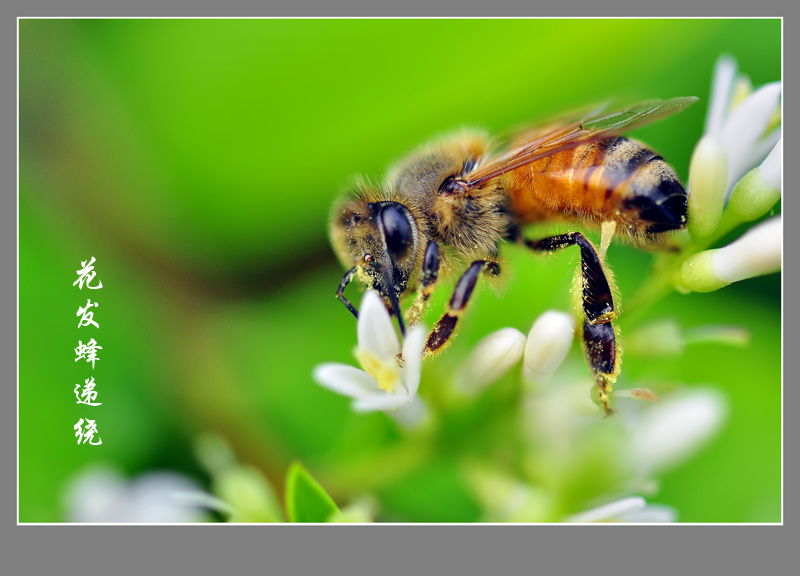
<box><xmin>503</xmin><ymin>137</ymin><xmax>688</xmax><ymax>238</ymax></box>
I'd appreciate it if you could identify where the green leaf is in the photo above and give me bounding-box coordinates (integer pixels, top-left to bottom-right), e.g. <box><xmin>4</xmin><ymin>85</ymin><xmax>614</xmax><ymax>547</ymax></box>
<box><xmin>285</xmin><ymin>462</ymin><xmax>340</xmax><ymax>523</ymax></box>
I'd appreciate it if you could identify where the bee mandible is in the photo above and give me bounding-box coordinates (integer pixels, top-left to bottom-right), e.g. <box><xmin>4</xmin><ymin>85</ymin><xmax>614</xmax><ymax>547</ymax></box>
<box><xmin>329</xmin><ymin>97</ymin><xmax>698</xmax><ymax>415</ymax></box>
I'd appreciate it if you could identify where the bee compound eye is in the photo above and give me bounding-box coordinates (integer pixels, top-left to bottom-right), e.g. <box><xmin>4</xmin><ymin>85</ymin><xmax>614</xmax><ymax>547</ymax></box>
<box><xmin>378</xmin><ymin>204</ymin><xmax>413</xmax><ymax>258</ymax></box>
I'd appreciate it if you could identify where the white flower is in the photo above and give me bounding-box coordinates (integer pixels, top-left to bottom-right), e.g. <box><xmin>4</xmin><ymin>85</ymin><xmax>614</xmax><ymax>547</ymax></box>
<box><xmin>63</xmin><ymin>465</ymin><xmax>211</xmax><ymax>523</ymax></box>
<box><xmin>680</xmin><ymin>215</ymin><xmax>782</xmax><ymax>292</ymax></box>
<box><xmin>703</xmin><ymin>55</ymin><xmax>781</xmax><ymax>197</ymax></box>
<box><xmin>314</xmin><ymin>290</ymin><xmax>426</xmax><ymax>418</ymax></box>
<box><xmin>522</xmin><ymin>310</ymin><xmax>575</xmax><ymax>383</ymax></box>
<box><xmin>455</xmin><ymin>327</ymin><xmax>526</xmax><ymax>394</ymax></box>
<box><xmin>628</xmin><ymin>388</ymin><xmax>727</xmax><ymax>475</ymax></box>
<box><xmin>566</xmin><ymin>496</ymin><xmax>677</xmax><ymax>523</ymax></box>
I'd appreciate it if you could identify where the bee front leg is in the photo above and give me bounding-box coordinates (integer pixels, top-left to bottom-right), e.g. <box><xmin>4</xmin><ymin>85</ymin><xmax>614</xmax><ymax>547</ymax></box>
<box><xmin>425</xmin><ymin>259</ymin><xmax>500</xmax><ymax>356</ymax></box>
<box><xmin>336</xmin><ymin>265</ymin><xmax>360</xmax><ymax>319</ymax></box>
<box><xmin>407</xmin><ymin>241</ymin><xmax>440</xmax><ymax>326</ymax></box>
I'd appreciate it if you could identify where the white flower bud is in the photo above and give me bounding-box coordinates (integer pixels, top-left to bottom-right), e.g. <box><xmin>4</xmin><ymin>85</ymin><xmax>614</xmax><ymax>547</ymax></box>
<box><xmin>679</xmin><ymin>250</ymin><xmax>727</xmax><ymax>293</ymax></box>
<box><xmin>688</xmin><ymin>135</ymin><xmax>728</xmax><ymax>238</ymax></box>
<box><xmin>680</xmin><ymin>215</ymin><xmax>781</xmax><ymax>292</ymax></box>
<box><xmin>523</xmin><ymin>311</ymin><xmax>575</xmax><ymax>383</ymax></box>
<box><xmin>713</xmin><ymin>215</ymin><xmax>781</xmax><ymax>284</ymax></box>
<box><xmin>726</xmin><ymin>138</ymin><xmax>781</xmax><ymax>223</ymax></box>
<box><xmin>455</xmin><ymin>328</ymin><xmax>526</xmax><ymax>394</ymax></box>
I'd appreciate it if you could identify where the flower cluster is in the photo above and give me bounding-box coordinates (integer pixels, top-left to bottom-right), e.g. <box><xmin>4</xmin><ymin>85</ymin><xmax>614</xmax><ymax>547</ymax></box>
<box><xmin>681</xmin><ymin>55</ymin><xmax>781</xmax><ymax>292</ymax></box>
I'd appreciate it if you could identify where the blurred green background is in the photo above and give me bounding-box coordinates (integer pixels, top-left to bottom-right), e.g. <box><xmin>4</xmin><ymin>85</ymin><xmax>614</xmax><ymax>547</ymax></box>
<box><xmin>19</xmin><ymin>19</ymin><xmax>781</xmax><ymax>522</ymax></box>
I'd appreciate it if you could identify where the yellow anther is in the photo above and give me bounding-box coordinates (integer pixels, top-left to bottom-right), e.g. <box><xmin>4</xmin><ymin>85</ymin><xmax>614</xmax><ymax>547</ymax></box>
<box><xmin>355</xmin><ymin>349</ymin><xmax>401</xmax><ymax>393</ymax></box>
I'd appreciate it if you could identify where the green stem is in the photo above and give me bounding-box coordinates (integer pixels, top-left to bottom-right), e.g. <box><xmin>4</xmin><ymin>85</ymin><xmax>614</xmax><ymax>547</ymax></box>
<box><xmin>623</xmin><ymin>252</ymin><xmax>682</xmax><ymax>325</ymax></box>
<box><xmin>623</xmin><ymin>209</ymin><xmax>752</xmax><ymax>324</ymax></box>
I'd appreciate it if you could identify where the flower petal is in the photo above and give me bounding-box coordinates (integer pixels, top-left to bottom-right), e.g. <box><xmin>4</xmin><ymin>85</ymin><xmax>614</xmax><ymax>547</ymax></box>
<box><xmin>352</xmin><ymin>393</ymin><xmax>411</xmax><ymax>413</ymax></box>
<box><xmin>389</xmin><ymin>396</ymin><xmax>430</xmax><ymax>429</ymax></box>
<box><xmin>400</xmin><ymin>324</ymin><xmax>427</xmax><ymax>396</ymax></box>
<box><xmin>705</xmin><ymin>54</ymin><xmax>737</xmax><ymax>136</ymax></box>
<box><xmin>757</xmin><ymin>135</ymin><xmax>782</xmax><ymax>190</ymax></box>
<box><xmin>719</xmin><ymin>82</ymin><xmax>781</xmax><ymax>189</ymax></box>
<box><xmin>357</xmin><ymin>290</ymin><xmax>401</xmax><ymax>361</ymax></box>
<box><xmin>313</xmin><ymin>363</ymin><xmax>379</xmax><ymax>399</ymax></box>
<box><xmin>738</xmin><ymin>127</ymin><xmax>781</xmax><ymax>185</ymax></box>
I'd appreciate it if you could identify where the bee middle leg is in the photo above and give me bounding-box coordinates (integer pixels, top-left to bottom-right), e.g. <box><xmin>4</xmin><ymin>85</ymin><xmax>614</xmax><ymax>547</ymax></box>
<box><xmin>425</xmin><ymin>259</ymin><xmax>500</xmax><ymax>355</ymax></box>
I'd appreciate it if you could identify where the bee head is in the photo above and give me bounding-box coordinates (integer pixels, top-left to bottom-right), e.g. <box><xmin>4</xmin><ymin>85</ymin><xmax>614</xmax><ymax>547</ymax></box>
<box><xmin>330</xmin><ymin>185</ymin><xmax>422</xmax><ymax>324</ymax></box>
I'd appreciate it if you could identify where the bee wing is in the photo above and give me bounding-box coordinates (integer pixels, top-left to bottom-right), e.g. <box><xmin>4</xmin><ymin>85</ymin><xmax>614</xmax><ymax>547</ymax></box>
<box><xmin>465</xmin><ymin>96</ymin><xmax>698</xmax><ymax>188</ymax></box>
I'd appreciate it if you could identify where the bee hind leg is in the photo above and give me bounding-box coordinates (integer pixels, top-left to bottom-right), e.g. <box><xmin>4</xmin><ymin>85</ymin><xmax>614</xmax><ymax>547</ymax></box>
<box><xmin>521</xmin><ymin>232</ymin><xmax>616</xmax><ymax>325</ymax></box>
<box><xmin>425</xmin><ymin>259</ymin><xmax>500</xmax><ymax>356</ymax></box>
<box><xmin>518</xmin><ymin>231</ymin><xmax>619</xmax><ymax>415</ymax></box>
<box><xmin>581</xmin><ymin>319</ymin><xmax>620</xmax><ymax>417</ymax></box>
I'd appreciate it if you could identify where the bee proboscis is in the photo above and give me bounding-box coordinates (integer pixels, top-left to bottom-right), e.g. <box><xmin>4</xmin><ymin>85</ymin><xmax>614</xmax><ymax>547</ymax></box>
<box><xmin>330</xmin><ymin>97</ymin><xmax>698</xmax><ymax>415</ymax></box>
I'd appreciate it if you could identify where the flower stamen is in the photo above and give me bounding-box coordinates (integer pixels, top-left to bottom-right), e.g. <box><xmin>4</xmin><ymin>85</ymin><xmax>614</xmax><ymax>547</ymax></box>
<box><xmin>355</xmin><ymin>348</ymin><xmax>402</xmax><ymax>393</ymax></box>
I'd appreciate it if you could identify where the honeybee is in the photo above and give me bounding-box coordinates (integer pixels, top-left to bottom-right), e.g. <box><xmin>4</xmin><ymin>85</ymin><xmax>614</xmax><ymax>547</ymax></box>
<box><xmin>330</xmin><ymin>97</ymin><xmax>697</xmax><ymax>415</ymax></box>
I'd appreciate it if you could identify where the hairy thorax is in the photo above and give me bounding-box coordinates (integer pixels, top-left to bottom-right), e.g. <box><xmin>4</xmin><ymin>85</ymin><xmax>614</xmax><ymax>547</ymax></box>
<box><xmin>389</xmin><ymin>131</ymin><xmax>510</xmax><ymax>262</ymax></box>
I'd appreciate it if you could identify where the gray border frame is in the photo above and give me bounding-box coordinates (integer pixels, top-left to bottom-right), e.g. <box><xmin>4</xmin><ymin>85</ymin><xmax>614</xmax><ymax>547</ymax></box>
<box><xmin>8</xmin><ymin>2</ymin><xmax>794</xmax><ymax>575</ymax></box>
